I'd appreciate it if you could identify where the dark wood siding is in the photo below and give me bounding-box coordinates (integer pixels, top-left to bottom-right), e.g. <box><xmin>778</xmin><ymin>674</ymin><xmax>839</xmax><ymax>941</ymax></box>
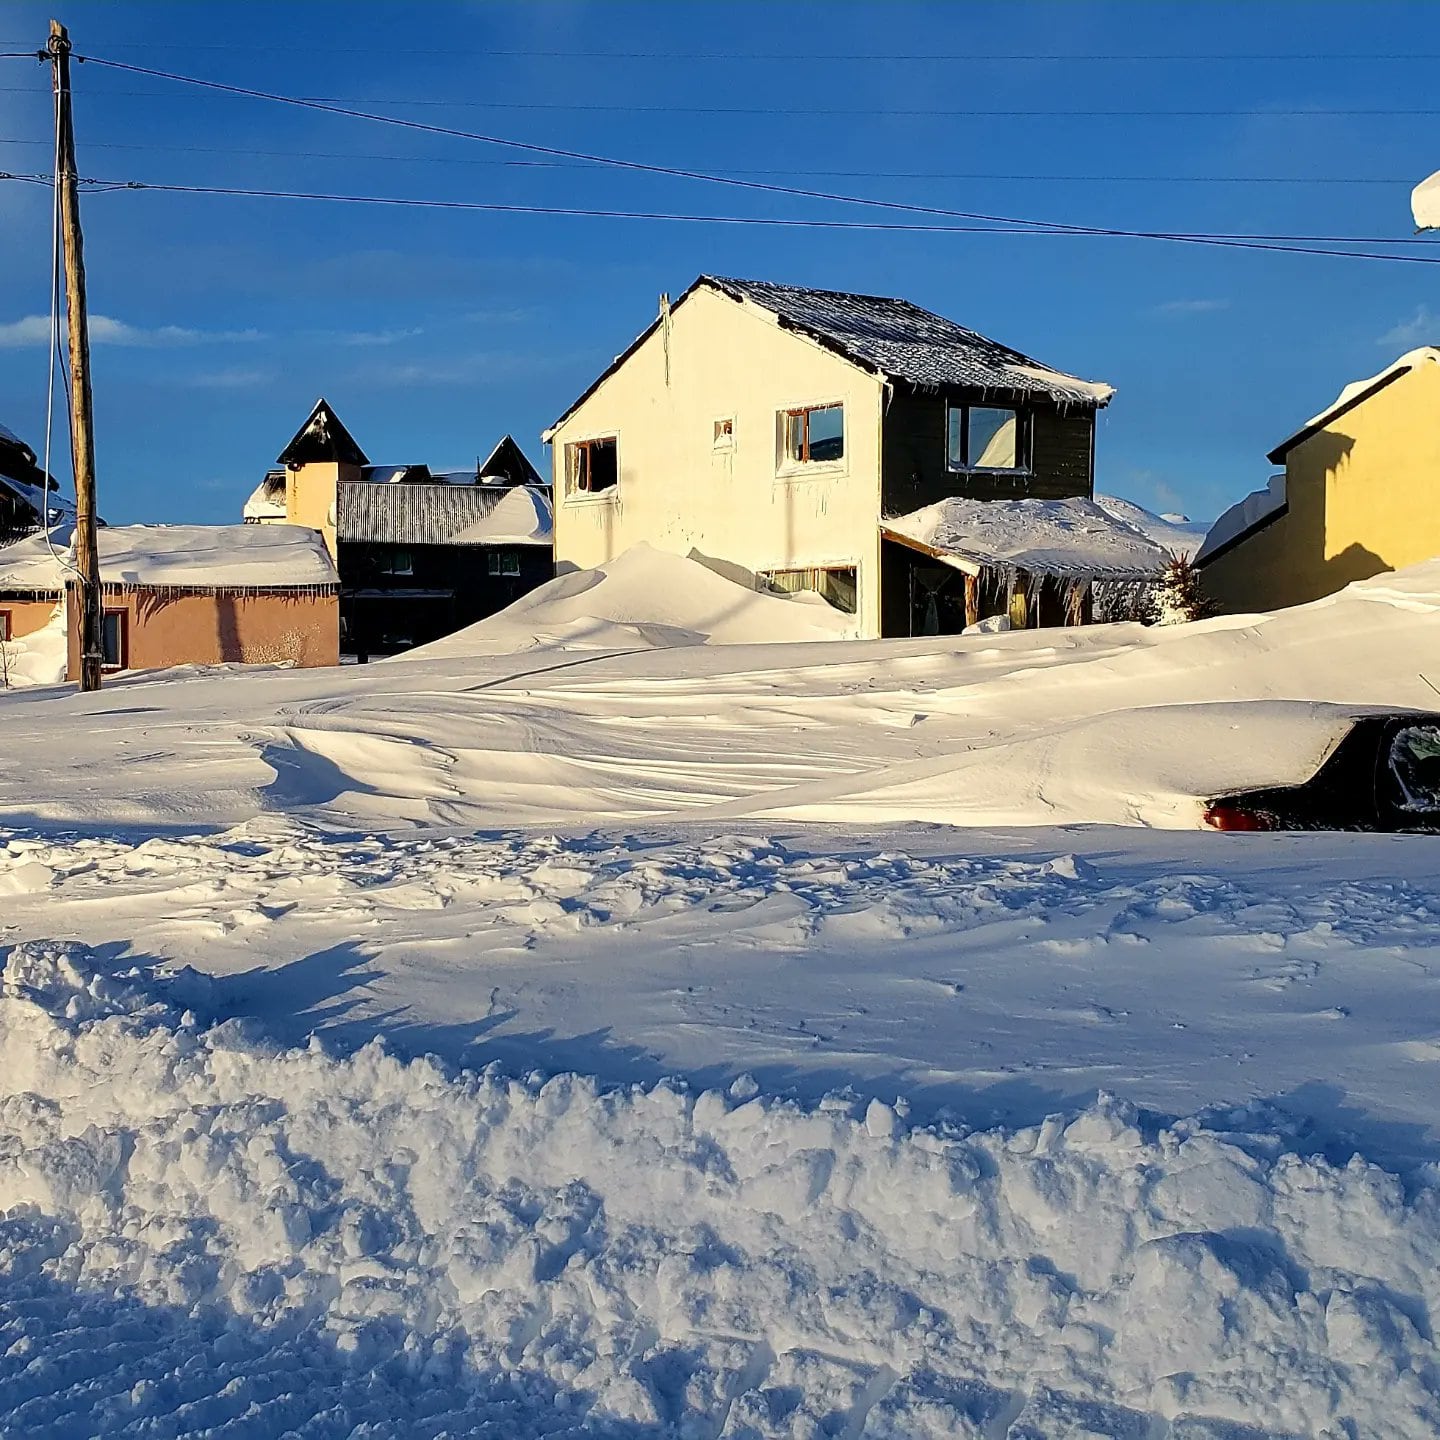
<box><xmin>337</xmin><ymin>541</ymin><xmax>552</xmax><ymax>658</ymax></box>
<box><xmin>881</xmin><ymin>385</ymin><xmax>1096</xmax><ymax>516</ymax></box>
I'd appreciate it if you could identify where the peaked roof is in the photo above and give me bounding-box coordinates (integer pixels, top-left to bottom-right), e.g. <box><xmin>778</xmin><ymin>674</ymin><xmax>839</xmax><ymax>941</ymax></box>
<box><xmin>479</xmin><ymin>433</ymin><xmax>544</xmax><ymax>487</ymax></box>
<box><xmin>545</xmin><ymin>275</ymin><xmax>1113</xmax><ymax>434</ymax></box>
<box><xmin>277</xmin><ymin>398</ymin><xmax>370</xmax><ymax>469</ymax></box>
<box><xmin>1266</xmin><ymin>347</ymin><xmax>1440</xmax><ymax>463</ymax></box>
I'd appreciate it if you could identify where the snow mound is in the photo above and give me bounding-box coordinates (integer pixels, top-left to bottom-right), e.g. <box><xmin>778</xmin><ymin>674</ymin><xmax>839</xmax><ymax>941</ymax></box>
<box><xmin>416</xmin><ymin>543</ymin><xmax>855</xmax><ymax>656</ymax></box>
<box><xmin>0</xmin><ymin>603</ymin><xmax>66</xmax><ymax>689</ymax></box>
<box><xmin>449</xmin><ymin>485</ymin><xmax>554</xmax><ymax>545</ymax></box>
<box><xmin>3</xmin><ymin>939</ymin><xmax>1440</xmax><ymax>1437</ymax></box>
<box><xmin>1196</xmin><ymin>474</ymin><xmax>1288</xmax><ymax>564</ymax></box>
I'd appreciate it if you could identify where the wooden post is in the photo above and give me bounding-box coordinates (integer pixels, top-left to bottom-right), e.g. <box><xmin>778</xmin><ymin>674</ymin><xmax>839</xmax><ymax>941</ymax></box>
<box><xmin>963</xmin><ymin>573</ymin><xmax>980</xmax><ymax>630</ymax></box>
<box><xmin>49</xmin><ymin>18</ymin><xmax>102</xmax><ymax>692</ymax></box>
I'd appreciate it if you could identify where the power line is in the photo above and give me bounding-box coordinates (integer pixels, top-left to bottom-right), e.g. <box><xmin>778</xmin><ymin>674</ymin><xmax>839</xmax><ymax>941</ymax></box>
<box><xmin>8</xmin><ymin>39</ymin><xmax>1440</xmax><ymax>61</ymax></box>
<box><xmin>15</xmin><ymin>172</ymin><xmax>1438</xmax><ymax>264</ymax></box>
<box><xmin>0</xmin><ymin>136</ymin><xmax>1414</xmax><ymax>185</ymax></box>
<box><xmin>62</xmin><ymin>55</ymin><xmax>1439</xmax><ymax>246</ymax></box>
<box><xmin>3</xmin><ymin>83</ymin><xmax>1438</xmax><ymax>119</ymax></box>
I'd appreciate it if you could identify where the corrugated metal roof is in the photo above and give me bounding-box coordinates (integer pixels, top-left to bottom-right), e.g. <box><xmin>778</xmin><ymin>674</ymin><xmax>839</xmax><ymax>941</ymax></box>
<box><xmin>708</xmin><ymin>277</ymin><xmax>1114</xmax><ymax>406</ymax></box>
<box><xmin>338</xmin><ymin>483</ymin><xmax>552</xmax><ymax>547</ymax></box>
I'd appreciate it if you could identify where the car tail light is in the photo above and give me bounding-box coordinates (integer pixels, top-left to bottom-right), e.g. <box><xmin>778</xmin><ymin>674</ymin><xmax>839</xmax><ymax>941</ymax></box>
<box><xmin>1203</xmin><ymin>802</ymin><xmax>1278</xmax><ymax>832</ymax></box>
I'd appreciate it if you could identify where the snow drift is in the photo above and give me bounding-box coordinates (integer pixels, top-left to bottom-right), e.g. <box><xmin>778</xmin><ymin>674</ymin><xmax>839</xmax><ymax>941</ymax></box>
<box><xmin>4</xmin><ymin>939</ymin><xmax>1440</xmax><ymax>1438</ymax></box>
<box><xmin>418</xmin><ymin>542</ymin><xmax>856</xmax><ymax>656</ymax></box>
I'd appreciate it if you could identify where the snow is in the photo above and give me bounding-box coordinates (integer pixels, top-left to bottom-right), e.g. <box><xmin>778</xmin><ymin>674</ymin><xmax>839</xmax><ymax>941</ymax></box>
<box><xmin>419</xmin><ymin>542</ymin><xmax>856</xmax><ymax>655</ymax></box>
<box><xmin>1413</xmin><ymin>168</ymin><xmax>1440</xmax><ymax>229</ymax></box>
<box><xmin>0</xmin><ymin>522</ymin><xmax>338</xmax><ymax>593</ymax></box>
<box><xmin>1004</xmin><ymin>363</ymin><xmax>1115</xmax><ymax>404</ymax></box>
<box><xmin>450</xmin><ymin>484</ymin><xmax>555</xmax><ymax>546</ymax></box>
<box><xmin>885</xmin><ymin>496</ymin><xmax>1167</xmax><ymax>578</ymax></box>
<box><xmin>1273</xmin><ymin>346</ymin><xmax>1440</xmax><ymax>457</ymax></box>
<box><xmin>0</xmin><ymin>602</ymin><xmax>66</xmax><ymax>688</ymax></box>
<box><xmin>1195</xmin><ymin>474</ymin><xmax>1288</xmax><ymax>564</ymax></box>
<box><xmin>1093</xmin><ymin>494</ymin><xmax>1210</xmax><ymax>559</ymax></box>
<box><xmin>4</xmin><ymin>552</ymin><xmax>1440</xmax><ymax>1435</ymax></box>
<box><xmin>241</xmin><ymin>479</ymin><xmax>286</xmax><ymax>522</ymax></box>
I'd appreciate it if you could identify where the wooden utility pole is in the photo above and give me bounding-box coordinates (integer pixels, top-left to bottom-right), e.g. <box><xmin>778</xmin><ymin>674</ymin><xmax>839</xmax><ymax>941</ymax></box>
<box><xmin>48</xmin><ymin>18</ymin><xmax>102</xmax><ymax>692</ymax></box>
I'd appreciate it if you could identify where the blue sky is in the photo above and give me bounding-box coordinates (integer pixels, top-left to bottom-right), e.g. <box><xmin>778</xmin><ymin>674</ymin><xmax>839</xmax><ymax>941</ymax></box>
<box><xmin>1</xmin><ymin>0</ymin><xmax>1438</xmax><ymax>526</ymax></box>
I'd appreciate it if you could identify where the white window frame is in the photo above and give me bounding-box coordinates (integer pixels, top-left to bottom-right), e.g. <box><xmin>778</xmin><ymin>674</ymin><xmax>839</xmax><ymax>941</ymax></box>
<box><xmin>563</xmin><ymin>431</ymin><xmax>621</xmax><ymax>504</ymax></box>
<box><xmin>775</xmin><ymin>400</ymin><xmax>847</xmax><ymax>481</ymax></box>
<box><xmin>712</xmin><ymin>416</ymin><xmax>736</xmax><ymax>452</ymax></box>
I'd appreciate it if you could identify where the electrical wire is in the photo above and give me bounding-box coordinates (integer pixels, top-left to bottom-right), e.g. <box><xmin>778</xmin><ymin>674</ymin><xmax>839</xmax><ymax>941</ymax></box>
<box><xmin>0</xmin><ymin>136</ymin><xmax>1418</xmax><ymax>185</ymax></box>
<box><xmin>6</xmin><ymin>82</ymin><xmax>1440</xmax><ymax>119</ymax></box>
<box><xmin>19</xmin><ymin>172</ymin><xmax>1436</xmax><ymax>264</ymax></box>
<box><xmin>9</xmin><ymin>40</ymin><xmax>1440</xmax><ymax>60</ymax></box>
<box><xmin>62</xmin><ymin>55</ymin><xmax>1440</xmax><ymax>247</ymax></box>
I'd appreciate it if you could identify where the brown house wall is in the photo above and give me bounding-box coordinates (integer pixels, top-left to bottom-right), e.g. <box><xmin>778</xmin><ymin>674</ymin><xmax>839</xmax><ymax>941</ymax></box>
<box><xmin>0</xmin><ymin>596</ymin><xmax>62</xmax><ymax>639</ymax></box>
<box><xmin>881</xmin><ymin>386</ymin><xmax>1096</xmax><ymax>516</ymax></box>
<box><xmin>65</xmin><ymin>588</ymin><xmax>339</xmax><ymax>679</ymax></box>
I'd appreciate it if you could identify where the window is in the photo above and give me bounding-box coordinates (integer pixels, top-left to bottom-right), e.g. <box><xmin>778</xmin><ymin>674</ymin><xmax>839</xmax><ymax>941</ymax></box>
<box><xmin>566</xmin><ymin>436</ymin><xmax>619</xmax><ymax>497</ymax></box>
<box><xmin>780</xmin><ymin>403</ymin><xmax>844</xmax><ymax>466</ymax></box>
<box><xmin>0</xmin><ymin>611</ymin><xmax>10</xmax><ymax>643</ymax></box>
<box><xmin>1390</xmin><ymin>725</ymin><xmax>1440</xmax><ymax>812</ymax></box>
<box><xmin>487</xmin><ymin>550</ymin><xmax>521</xmax><ymax>577</ymax></box>
<box><xmin>713</xmin><ymin>417</ymin><xmax>735</xmax><ymax>451</ymax></box>
<box><xmin>761</xmin><ymin>565</ymin><xmax>857</xmax><ymax>615</ymax></box>
<box><xmin>947</xmin><ymin>404</ymin><xmax>1031</xmax><ymax>473</ymax></box>
<box><xmin>101</xmin><ymin>609</ymin><xmax>127</xmax><ymax>670</ymax></box>
<box><xmin>379</xmin><ymin>548</ymin><xmax>413</xmax><ymax>576</ymax></box>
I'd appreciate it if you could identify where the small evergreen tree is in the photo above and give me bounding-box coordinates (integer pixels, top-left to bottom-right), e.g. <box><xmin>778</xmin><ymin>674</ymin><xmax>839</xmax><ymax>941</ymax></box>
<box><xmin>1154</xmin><ymin>551</ymin><xmax>1215</xmax><ymax>625</ymax></box>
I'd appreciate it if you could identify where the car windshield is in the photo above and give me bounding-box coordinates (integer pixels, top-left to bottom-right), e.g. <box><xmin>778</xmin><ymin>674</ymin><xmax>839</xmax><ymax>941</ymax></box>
<box><xmin>1389</xmin><ymin>724</ymin><xmax>1440</xmax><ymax>811</ymax></box>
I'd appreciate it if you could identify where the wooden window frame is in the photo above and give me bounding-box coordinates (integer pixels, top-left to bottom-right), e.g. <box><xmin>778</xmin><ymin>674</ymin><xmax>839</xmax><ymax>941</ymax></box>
<box><xmin>0</xmin><ymin>609</ymin><xmax>10</xmax><ymax>643</ymax></box>
<box><xmin>777</xmin><ymin>402</ymin><xmax>845</xmax><ymax>473</ymax></box>
<box><xmin>759</xmin><ymin>563</ymin><xmax>859</xmax><ymax>616</ymax></box>
<box><xmin>946</xmin><ymin>403</ymin><xmax>1033</xmax><ymax>477</ymax></box>
<box><xmin>101</xmin><ymin>607</ymin><xmax>128</xmax><ymax>672</ymax></box>
<box><xmin>565</xmin><ymin>435</ymin><xmax>620</xmax><ymax>500</ymax></box>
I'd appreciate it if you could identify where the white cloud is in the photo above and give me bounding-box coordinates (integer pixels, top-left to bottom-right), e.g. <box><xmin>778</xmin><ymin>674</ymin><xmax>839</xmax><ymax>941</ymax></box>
<box><xmin>1378</xmin><ymin>305</ymin><xmax>1438</xmax><ymax>348</ymax></box>
<box><xmin>1151</xmin><ymin>298</ymin><xmax>1231</xmax><ymax>318</ymax></box>
<box><xmin>179</xmin><ymin>366</ymin><xmax>277</xmax><ymax>390</ymax></box>
<box><xmin>0</xmin><ymin>314</ymin><xmax>265</xmax><ymax>348</ymax></box>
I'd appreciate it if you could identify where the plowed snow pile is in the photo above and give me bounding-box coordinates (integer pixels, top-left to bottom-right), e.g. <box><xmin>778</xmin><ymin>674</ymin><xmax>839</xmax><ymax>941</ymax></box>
<box><xmin>5</xmin><ymin>942</ymin><xmax>1440</xmax><ymax>1438</ymax></box>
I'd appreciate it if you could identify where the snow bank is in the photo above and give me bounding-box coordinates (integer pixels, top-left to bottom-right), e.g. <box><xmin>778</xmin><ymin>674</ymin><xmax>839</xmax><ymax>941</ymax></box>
<box><xmin>450</xmin><ymin>484</ymin><xmax>554</xmax><ymax>545</ymax></box>
<box><xmin>885</xmin><ymin>496</ymin><xmax>1166</xmax><ymax>579</ymax></box>
<box><xmin>417</xmin><ymin>542</ymin><xmax>855</xmax><ymax>656</ymax></box>
<box><xmin>3</xmin><ymin>939</ymin><xmax>1439</xmax><ymax>1437</ymax></box>
<box><xmin>0</xmin><ymin>602</ymin><xmax>66</xmax><ymax>689</ymax></box>
<box><xmin>1093</xmin><ymin>494</ymin><xmax>1210</xmax><ymax>559</ymax></box>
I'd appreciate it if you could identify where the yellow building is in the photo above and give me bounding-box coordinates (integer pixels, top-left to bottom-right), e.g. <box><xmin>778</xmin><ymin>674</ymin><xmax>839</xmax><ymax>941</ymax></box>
<box><xmin>1197</xmin><ymin>348</ymin><xmax>1440</xmax><ymax>612</ymax></box>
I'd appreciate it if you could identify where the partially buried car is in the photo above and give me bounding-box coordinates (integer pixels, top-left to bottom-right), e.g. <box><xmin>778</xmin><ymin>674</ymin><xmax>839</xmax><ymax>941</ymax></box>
<box><xmin>1205</xmin><ymin>712</ymin><xmax>1440</xmax><ymax>832</ymax></box>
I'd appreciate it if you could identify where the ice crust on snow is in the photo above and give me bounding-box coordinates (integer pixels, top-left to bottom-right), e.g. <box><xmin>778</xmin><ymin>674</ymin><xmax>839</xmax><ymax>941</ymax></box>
<box><xmin>885</xmin><ymin>496</ymin><xmax>1167</xmax><ymax>579</ymax></box>
<box><xmin>5</xmin><ymin>939</ymin><xmax>1440</xmax><ymax>1438</ymax></box>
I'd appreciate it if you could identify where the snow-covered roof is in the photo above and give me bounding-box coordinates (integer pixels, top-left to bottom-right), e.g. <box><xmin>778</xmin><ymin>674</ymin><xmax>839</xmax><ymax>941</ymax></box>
<box><xmin>338</xmin><ymin>482</ymin><xmax>553</xmax><ymax>547</ymax></box>
<box><xmin>0</xmin><ymin>523</ymin><xmax>338</xmax><ymax>594</ymax></box>
<box><xmin>1093</xmin><ymin>495</ymin><xmax>1211</xmax><ymax>559</ymax></box>
<box><xmin>883</xmin><ymin>496</ymin><xmax>1167</xmax><ymax>580</ymax></box>
<box><xmin>0</xmin><ymin>421</ymin><xmax>33</xmax><ymax>460</ymax></box>
<box><xmin>1268</xmin><ymin>348</ymin><xmax>1440</xmax><ymax>462</ymax></box>
<box><xmin>242</xmin><ymin>473</ymin><xmax>287</xmax><ymax>522</ymax></box>
<box><xmin>708</xmin><ymin>278</ymin><xmax>1116</xmax><ymax>405</ymax></box>
<box><xmin>1194</xmin><ymin>474</ymin><xmax>1288</xmax><ymax>567</ymax></box>
<box><xmin>546</xmin><ymin>275</ymin><xmax>1114</xmax><ymax>435</ymax></box>
<box><xmin>1413</xmin><ymin>169</ymin><xmax>1440</xmax><ymax>229</ymax></box>
<box><xmin>449</xmin><ymin>485</ymin><xmax>553</xmax><ymax>545</ymax></box>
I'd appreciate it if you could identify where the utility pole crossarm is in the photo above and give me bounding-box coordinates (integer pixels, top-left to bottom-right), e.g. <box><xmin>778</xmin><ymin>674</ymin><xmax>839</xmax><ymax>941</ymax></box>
<box><xmin>48</xmin><ymin>17</ymin><xmax>103</xmax><ymax>692</ymax></box>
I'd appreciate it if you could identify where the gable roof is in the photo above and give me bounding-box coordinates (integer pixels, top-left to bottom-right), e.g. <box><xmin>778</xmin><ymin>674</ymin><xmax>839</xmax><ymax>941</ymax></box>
<box><xmin>277</xmin><ymin>398</ymin><xmax>370</xmax><ymax>469</ymax></box>
<box><xmin>545</xmin><ymin>275</ymin><xmax>1113</xmax><ymax>435</ymax></box>
<box><xmin>1266</xmin><ymin>347</ymin><xmax>1440</xmax><ymax>464</ymax></box>
<box><xmin>479</xmin><ymin>433</ymin><xmax>545</xmax><ymax>487</ymax></box>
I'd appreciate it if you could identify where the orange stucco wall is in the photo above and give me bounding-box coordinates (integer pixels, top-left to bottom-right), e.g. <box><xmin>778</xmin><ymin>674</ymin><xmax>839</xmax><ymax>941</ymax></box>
<box><xmin>0</xmin><ymin>597</ymin><xmax>62</xmax><ymax>639</ymax></box>
<box><xmin>65</xmin><ymin>588</ymin><xmax>339</xmax><ymax>679</ymax></box>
